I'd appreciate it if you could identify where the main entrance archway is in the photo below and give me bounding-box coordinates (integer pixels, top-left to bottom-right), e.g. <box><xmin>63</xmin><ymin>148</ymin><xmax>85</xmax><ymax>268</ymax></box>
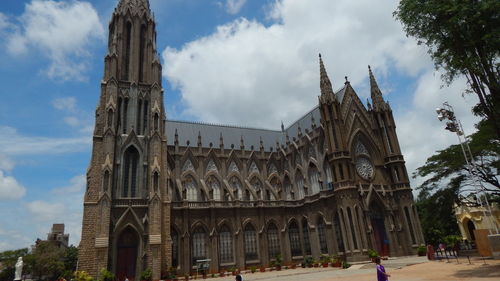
<box><xmin>116</xmin><ymin>227</ymin><xmax>139</xmax><ymax>281</ymax></box>
<box><xmin>370</xmin><ymin>202</ymin><xmax>390</xmax><ymax>256</ymax></box>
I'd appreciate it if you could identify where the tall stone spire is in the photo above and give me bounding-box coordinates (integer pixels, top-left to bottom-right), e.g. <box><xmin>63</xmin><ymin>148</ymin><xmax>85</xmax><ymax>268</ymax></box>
<box><xmin>369</xmin><ymin>65</ymin><xmax>388</xmax><ymax>111</ymax></box>
<box><xmin>319</xmin><ymin>54</ymin><xmax>335</xmax><ymax>100</ymax></box>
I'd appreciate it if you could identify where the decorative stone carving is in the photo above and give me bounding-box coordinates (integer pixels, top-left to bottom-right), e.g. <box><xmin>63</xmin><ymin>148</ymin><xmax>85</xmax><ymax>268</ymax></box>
<box><xmin>14</xmin><ymin>257</ymin><xmax>23</xmax><ymax>281</ymax></box>
<box><xmin>229</xmin><ymin>161</ymin><xmax>239</xmax><ymax>173</ymax></box>
<box><xmin>269</xmin><ymin>164</ymin><xmax>278</xmax><ymax>174</ymax></box>
<box><xmin>355</xmin><ymin>141</ymin><xmax>369</xmax><ymax>156</ymax></box>
<box><xmin>249</xmin><ymin>161</ymin><xmax>259</xmax><ymax>174</ymax></box>
<box><xmin>206</xmin><ymin>159</ymin><xmax>218</xmax><ymax>173</ymax></box>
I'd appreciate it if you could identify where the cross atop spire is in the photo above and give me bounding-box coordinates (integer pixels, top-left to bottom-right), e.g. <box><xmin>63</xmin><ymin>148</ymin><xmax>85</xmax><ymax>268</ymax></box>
<box><xmin>368</xmin><ymin>65</ymin><xmax>388</xmax><ymax>111</ymax></box>
<box><xmin>319</xmin><ymin>54</ymin><xmax>335</xmax><ymax>102</ymax></box>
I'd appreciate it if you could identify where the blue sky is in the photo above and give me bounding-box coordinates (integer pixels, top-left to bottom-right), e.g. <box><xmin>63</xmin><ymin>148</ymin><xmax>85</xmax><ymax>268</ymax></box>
<box><xmin>0</xmin><ymin>0</ymin><xmax>479</xmax><ymax>251</ymax></box>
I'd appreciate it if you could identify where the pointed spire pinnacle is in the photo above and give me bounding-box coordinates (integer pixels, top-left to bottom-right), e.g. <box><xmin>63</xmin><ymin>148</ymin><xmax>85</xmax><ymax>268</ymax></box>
<box><xmin>240</xmin><ymin>135</ymin><xmax>245</xmax><ymax>150</ymax></box>
<box><xmin>281</xmin><ymin>121</ymin><xmax>285</xmax><ymax>132</ymax></box>
<box><xmin>219</xmin><ymin>132</ymin><xmax>224</xmax><ymax>148</ymax></box>
<box><xmin>319</xmin><ymin>54</ymin><xmax>335</xmax><ymax>101</ymax></box>
<box><xmin>174</xmin><ymin>128</ymin><xmax>179</xmax><ymax>145</ymax></box>
<box><xmin>369</xmin><ymin>65</ymin><xmax>387</xmax><ymax>110</ymax></box>
<box><xmin>259</xmin><ymin>137</ymin><xmax>264</xmax><ymax>151</ymax></box>
<box><xmin>197</xmin><ymin>131</ymin><xmax>202</xmax><ymax>147</ymax></box>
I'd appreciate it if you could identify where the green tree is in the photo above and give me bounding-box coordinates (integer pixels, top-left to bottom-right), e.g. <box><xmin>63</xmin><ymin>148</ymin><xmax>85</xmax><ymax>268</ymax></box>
<box><xmin>0</xmin><ymin>248</ymin><xmax>29</xmax><ymax>281</ymax></box>
<box><xmin>63</xmin><ymin>245</ymin><xmax>79</xmax><ymax>272</ymax></box>
<box><xmin>394</xmin><ymin>0</ymin><xmax>500</xmax><ymax>139</ymax></box>
<box><xmin>414</xmin><ymin>120</ymin><xmax>499</xmax><ymax>197</ymax></box>
<box><xmin>416</xmin><ymin>186</ymin><xmax>460</xmax><ymax>245</ymax></box>
<box><xmin>29</xmin><ymin>241</ymin><xmax>65</xmax><ymax>281</ymax></box>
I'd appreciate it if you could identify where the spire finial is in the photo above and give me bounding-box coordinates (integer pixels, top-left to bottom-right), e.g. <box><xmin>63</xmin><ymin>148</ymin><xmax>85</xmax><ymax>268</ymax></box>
<box><xmin>281</xmin><ymin>121</ymin><xmax>285</xmax><ymax>132</ymax></box>
<box><xmin>319</xmin><ymin>54</ymin><xmax>335</xmax><ymax>100</ymax></box>
<box><xmin>368</xmin><ymin>65</ymin><xmax>387</xmax><ymax>110</ymax></box>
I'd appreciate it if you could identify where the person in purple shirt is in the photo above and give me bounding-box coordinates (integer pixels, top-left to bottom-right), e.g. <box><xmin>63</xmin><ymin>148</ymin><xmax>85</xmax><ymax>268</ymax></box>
<box><xmin>375</xmin><ymin>257</ymin><xmax>391</xmax><ymax>281</ymax></box>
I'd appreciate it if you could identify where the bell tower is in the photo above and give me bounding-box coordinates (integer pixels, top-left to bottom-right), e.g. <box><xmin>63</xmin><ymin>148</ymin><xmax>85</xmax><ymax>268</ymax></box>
<box><xmin>78</xmin><ymin>1</ymin><xmax>170</xmax><ymax>280</ymax></box>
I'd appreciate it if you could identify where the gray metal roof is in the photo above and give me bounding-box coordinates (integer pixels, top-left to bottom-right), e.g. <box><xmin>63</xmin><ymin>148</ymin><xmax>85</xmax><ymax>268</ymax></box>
<box><xmin>165</xmin><ymin>86</ymin><xmax>346</xmax><ymax>151</ymax></box>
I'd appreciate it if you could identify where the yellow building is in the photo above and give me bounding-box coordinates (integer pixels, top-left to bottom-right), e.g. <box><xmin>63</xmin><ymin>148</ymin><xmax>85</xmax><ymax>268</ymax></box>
<box><xmin>455</xmin><ymin>202</ymin><xmax>500</xmax><ymax>242</ymax></box>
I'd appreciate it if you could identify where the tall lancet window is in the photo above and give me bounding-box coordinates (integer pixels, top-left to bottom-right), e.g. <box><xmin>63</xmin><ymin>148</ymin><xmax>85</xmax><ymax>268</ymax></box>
<box><xmin>122</xmin><ymin>21</ymin><xmax>132</xmax><ymax>80</ymax></box>
<box><xmin>139</xmin><ymin>25</ymin><xmax>147</xmax><ymax>82</ymax></box>
<box><xmin>107</xmin><ymin>109</ymin><xmax>114</xmax><ymax>129</ymax></box>
<box><xmin>142</xmin><ymin>100</ymin><xmax>148</xmax><ymax>135</ymax></box>
<box><xmin>122</xmin><ymin>146</ymin><xmax>140</xmax><ymax>198</ymax></box>
<box><xmin>308</xmin><ymin>164</ymin><xmax>320</xmax><ymax>194</ymax></box>
<box><xmin>137</xmin><ymin>99</ymin><xmax>142</xmax><ymax>134</ymax></box>
<box><xmin>153</xmin><ymin>172</ymin><xmax>159</xmax><ymax>193</ymax></box>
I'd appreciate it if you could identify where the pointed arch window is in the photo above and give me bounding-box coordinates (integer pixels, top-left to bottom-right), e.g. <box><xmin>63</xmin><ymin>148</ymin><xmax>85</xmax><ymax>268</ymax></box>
<box><xmin>103</xmin><ymin>170</ymin><xmax>110</xmax><ymax>193</ymax></box>
<box><xmin>355</xmin><ymin>206</ymin><xmax>365</xmax><ymax>249</ymax></box>
<box><xmin>107</xmin><ymin>109</ymin><xmax>114</xmax><ymax>129</ymax></box>
<box><xmin>154</xmin><ymin>113</ymin><xmax>159</xmax><ymax>131</ymax></box>
<box><xmin>302</xmin><ymin>218</ymin><xmax>312</xmax><ymax>255</ymax></box>
<box><xmin>122</xmin><ymin>98</ymin><xmax>129</xmax><ymax>134</ymax></box>
<box><xmin>284</xmin><ymin>176</ymin><xmax>293</xmax><ymax>200</ymax></box>
<box><xmin>122</xmin><ymin>146</ymin><xmax>139</xmax><ymax>198</ymax></box>
<box><xmin>308</xmin><ymin>164</ymin><xmax>320</xmax><ymax>194</ymax></box>
<box><xmin>185</xmin><ymin>176</ymin><xmax>199</xmax><ymax>201</ymax></box>
<box><xmin>295</xmin><ymin>172</ymin><xmax>305</xmax><ymax>199</ymax></box>
<box><xmin>153</xmin><ymin>172</ymin><xmax>159</xmax><ymax>193</ymax></box>
<box><xmin>142</xmin><ymin>100</ymin><xmax>148</xmax><ymax>135</ymax></box>
<box><xmin>317</xmin><ymin>217</ymin><xmax>328</xmax><ymax>254</ymax></box>
<box><xmin>139</xmin><ymin>24</ymin><xmax>146</xmax><ymax>82</ymax></box>
<box><xmin>269</xmin><ymin>177</ymin><xmax>280</xmax><ymax>200</ymax></box>
<box><xmin>137</xmin><ymin>99</ymin><xmax>142</xmax><ymax>134</ymax></box>
<box><xmin>207</xmin><ymin>176</ymin><xmax>221</xmax><ymax>201</ymax></box>
<box><xmin>244</xmin><ymin>224</ymin><xmax>258</xmax><ymax>261</ymax></box>
<box><xmin>288</xmin><ymin>221</ymin><xmax>301</xmax><ymax>257</ymax></box>
<box><xmin>229</xmin><ymin>176</ymin><xmax>242</xmax><ymax>200</ymax></box>
<box><xmin>250</xmin><ymin>177</ymin><xmax>262</xmax><ymax>200</ymax></box>
<box><xmin>121</xmin><ymin>21</ymin><xmax>132</xmax><ymax>80</ymax></box>
<box><xmin>192</xmin><ymin>226</ymin><xmax>208</xmax><ymax>264</ymax></box>
<box><xmin>219</xmin><ymin>225</ymin><xmax>233</xmax><ymax>264</ymax></box>
<box><xmin>267</xmin><ymin>223</ymin><xmax>280</xmax><ymax>259</ymax></box>
<box><xmin>324</xmin><ymin>161</ymin><xmax>334</xmax><ymax>190</ymax></box>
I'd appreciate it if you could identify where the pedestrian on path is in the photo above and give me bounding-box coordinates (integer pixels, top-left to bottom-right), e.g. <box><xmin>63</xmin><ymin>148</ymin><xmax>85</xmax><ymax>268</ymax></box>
<box><xmin>235</xmin><ymin>274</ymin><xmax>242</xmax><ymax>281</ymax></box>
<box><xmin>375</xmin><ymin>257</ymin><xmax>390</xmax><ymax>281</ymax></box>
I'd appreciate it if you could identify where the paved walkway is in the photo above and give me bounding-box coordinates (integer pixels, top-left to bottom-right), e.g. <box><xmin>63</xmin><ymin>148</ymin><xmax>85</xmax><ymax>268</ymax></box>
<box><xmin>214</xmin><ymin>256</ymin><xmax>500</xmax><ymax>281</ymax></box>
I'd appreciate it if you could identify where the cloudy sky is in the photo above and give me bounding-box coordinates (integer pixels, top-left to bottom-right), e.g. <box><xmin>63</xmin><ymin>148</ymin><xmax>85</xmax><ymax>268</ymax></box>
<box><xmin>0</xmin><ymin>0</ymin><xmax>479</xmax><ymax>251</ymax></box>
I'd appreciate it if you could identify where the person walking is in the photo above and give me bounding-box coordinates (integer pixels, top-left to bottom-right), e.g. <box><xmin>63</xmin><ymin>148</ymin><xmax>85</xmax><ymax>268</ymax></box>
<box><xmin>375</xmin><ymin>257</ymin><xmax>390</xmax><ymax>281</ymax></box>
<box><xmin>235</xmin><ymin>274</ymin><xmax>242</xmax><ymax>281</ymax></box>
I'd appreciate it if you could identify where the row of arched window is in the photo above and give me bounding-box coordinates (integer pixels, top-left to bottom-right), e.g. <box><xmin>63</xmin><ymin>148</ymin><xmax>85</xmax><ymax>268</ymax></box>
<box><xmin>171</xmin><ymin>216</ymin><xmax>338</xmax><ymax>268</ymax></box>
<box><xmin>175</xmin><ymin>162</ymin><xmax>333</xmax><ymax>202</ymax></box>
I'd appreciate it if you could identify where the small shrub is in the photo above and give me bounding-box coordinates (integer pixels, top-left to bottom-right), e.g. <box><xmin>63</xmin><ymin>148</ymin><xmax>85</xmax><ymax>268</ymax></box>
<box><xmin>417</xmin><ymin>245</ymin><xmax>426</xmax><ymax>256</ymax></box>
<box><xmin>275</xmin><ymin>254</ymin><xmax>283</xmax><ymax>266</ymax></box>
<box><xmin>303</xmin><ymin>256</ymin><xmax>314</xmax><ymax>267</ymax></box>
<box><xmin>100</xmin><ymin>268</ymin><xmax>115</xmax><ymax>281</ymax></box>
<box><xmin>250</xmin><ymin>266</ymin><xmax>257</xmax><ymax>273</ymax></box>
<box><xmin>342</xmin><ymin>261</ymin><xmax>351</xmax><ymax>269</ymax></box>
<box><xmin>74</xmin><ymin>271</ymin><xmax>94</xmax><ymax>281</ymax></box>
<box><xmin>141</xmin><ymin>269</ymin><xmax>153</xmax><ymax>281</ymax></box>
<box><xmin>367</xmin><ymin>249</ymin><xmax>378</xmax><ymax>258</ymax></box>
<box><xmin>319</xmin><ymin>254</ymin><xmax>331</xmax><ymax>264</ymax></box>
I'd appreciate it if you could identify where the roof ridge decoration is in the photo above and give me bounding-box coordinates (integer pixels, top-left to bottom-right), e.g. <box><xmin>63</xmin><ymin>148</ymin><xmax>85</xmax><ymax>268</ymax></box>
<box><xmin>166</xmin><ymin>119</ymin><xmax>282</xmax><ymax>133</ymax></box>
<box><xmin>117</xmin><ymin>0</ymin><xmax>151</xmax><ymax>17</ymax></box>
<box><xmin>368</xmin><ymin>65</ymin><xmax>389</xmax><ymax>111</ymax></box>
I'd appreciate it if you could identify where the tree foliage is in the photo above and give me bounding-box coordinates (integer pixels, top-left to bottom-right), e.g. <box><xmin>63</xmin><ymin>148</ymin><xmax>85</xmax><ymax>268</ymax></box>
<box><xmin>414</xmin><ymin>120</ymin><xmax>500</xmax><ymax>198</ymax></box>
<box><xmin>416</xmin><ymin>186</ymin><xmax>460</xmax><ymax>246</ymax></box>
<box><xmin>394</xmin><ymin>0</ymin><xmax>500</xmax><ymax>139</ymax></box>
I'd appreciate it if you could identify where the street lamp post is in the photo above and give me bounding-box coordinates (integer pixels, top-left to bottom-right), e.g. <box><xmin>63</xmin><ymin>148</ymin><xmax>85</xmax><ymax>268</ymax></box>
<box><xmin>436</xmin><ymin>102</ymin><xmax>499</xmax><ymax>234</ymax></box>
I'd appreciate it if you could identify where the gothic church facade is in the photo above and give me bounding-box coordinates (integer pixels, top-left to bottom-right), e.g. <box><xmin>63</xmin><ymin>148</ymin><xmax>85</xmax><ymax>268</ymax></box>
<box><xmin>78</xmin><ymin>0</ymin><xmax>424</xmax><ymax>280</ymax></box>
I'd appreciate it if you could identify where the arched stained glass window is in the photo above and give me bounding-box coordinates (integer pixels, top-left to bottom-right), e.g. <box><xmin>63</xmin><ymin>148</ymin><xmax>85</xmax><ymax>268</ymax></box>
<box><xmin>192</xmin><ymin>226</ymin><xmax>208</xmax><ymax>264</ymax></box>
<box><xmin>302</xmin><ymin>218</ymin><xmax>311</xmax><ymax>255</ymax></box>
<box><xmin>122</xmin><ymin>146</ymin><xmax>139</xmax><ymax>198</ymax></box>
<box><xmin>185</xmin><ymin>176</ymin><xmax>199</xmax><ymax>201</ymax></box>
<box><xmin>317</xmin><ymin>217</ymin><xmax>328</xmax><ymax>254</ymax></box>
<box><xmin>229</xmin><ymin>176</ymin><xmax>243</xmax><ymax>200</ymax></box>
<box><xmin>219</xmin><ymin>225</ymin><xmax>233</xmax><ymax>264</ymax></box>
<box><xmin>288</xmin><ymin>221</ymin><xmax>301</xmax><ymax>257</ymax></box>
<box><xmin>244</xmin><ymin>224</ymin><xmax>258</xmax><ymax>261</ymax></box>
<box><xmin>267</xmin><ymin>223</ymin><xmax>280</xmax><ymax>259</ymax></box>
<box><xmin>308</xmin><ymin>164</ymin><xmax>320</xmax><ymax>194</ymax></box>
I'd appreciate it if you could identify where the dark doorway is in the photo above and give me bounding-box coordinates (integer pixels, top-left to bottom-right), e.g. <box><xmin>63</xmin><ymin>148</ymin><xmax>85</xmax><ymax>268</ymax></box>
<box><xmin>370</xmin><ymin>203</ymin><xmax>390</xmax><ymax>256</ymax></box>
<box><xmin>467</xmin><ymin>220</ymin><xmax>476</xmax><ymax>241</ymax></box>
<box><xmin>116</xmin><ymin>227</ymin><xmax>139</xmax><ymax>281</ymax></box>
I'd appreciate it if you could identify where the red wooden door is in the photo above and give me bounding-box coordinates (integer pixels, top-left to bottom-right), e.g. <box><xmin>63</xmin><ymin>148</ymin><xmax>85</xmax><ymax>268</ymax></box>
<box><xmin>116</xmin><ymin>227</ymin><xmax>138</xmax><ymax>281</ymax></box>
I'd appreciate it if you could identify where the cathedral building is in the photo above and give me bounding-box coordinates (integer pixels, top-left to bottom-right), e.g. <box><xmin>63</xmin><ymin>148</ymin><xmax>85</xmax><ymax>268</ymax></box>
<box><xmin>78</xmin><ymin>0</ymin><xmax>424</xmax><ymax>280</ymax></box>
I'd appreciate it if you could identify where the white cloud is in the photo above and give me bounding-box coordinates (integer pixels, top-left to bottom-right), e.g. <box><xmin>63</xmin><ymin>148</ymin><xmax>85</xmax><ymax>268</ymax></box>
<box><xmin>0</xmin><ymin>126</ymin><xmax>91</xmax><ymax>155</ymax></box>
<box><xmin>0</xmin><ymin>170</ymin><xmax>26</xmax><ymax>200</ymax></box>
<box><xmin>162</xmin><ymin>0</ymin><xmax>480</xmax><ymax>190</ymax></box>
<box><xmin>52</xmin><ymin>97</ymin><xmax>77</xmax><ymax>112</ymax></box>
<box><xmin>0</xmin><ymin>154</ymin><xmax>15</xmax><ymax>171</ymax></box>
<box><xmin>225</xmin><ymin>0</ymin><xmax>247</xmax><ymax>14</ymax></box>
<box><xmin>163</xmin><ymin>0</ymin><xmax>429</xmax><ymax>129</ymax></box>
<box><xmin>6</xmin><ymin>0</ymin><xmax>104</xmax><ymax>81</ymax></box>
<box><xmin>52</xmin><ymin>174</ymin><xmax>86</xmax><ymax>194</ymax></box>
<box><xmin>26</xmin><ymin>200</ymin><xmax>66</xmax><ymax>221</ymax></box>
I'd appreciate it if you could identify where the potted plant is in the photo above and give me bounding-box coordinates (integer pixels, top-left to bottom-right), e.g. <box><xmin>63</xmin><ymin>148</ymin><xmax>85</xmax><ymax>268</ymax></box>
<box><xmin>100</xmin><ymin>268</ymin><xmax>115</xmax><ymax>281</ymax></box>
<box><xmin>367</xmin><ymin>249</ymin><xmax>378</xmax><ymax>262</ymax></box>
<box><xmin>319</xmin><ymin>254</ymin><xmax>330</xmax><ymax>267</ymax></box>
<box><xmin>229</xmin><ymin>266</ymin><xmax>238</xmax><ymax>276</ymax></box>
<box><xmin>250</xmin><ymin>266</ymin><xmax>257</xmax><ymax>273</ymax></box>
<box><xmin>342</xmin><ymin>261</ymin><xmax>351</xmax><ymax>269</ymax></box>
<box><xmin>290</xmin><ymin>263</ymin><xmax>297</xmax><ymax>269</ymax></box>
<box><xmin>331</xmin><ymin>256</ymin><xmax>341</xmax><ymax>267</ymax></box>
<box><xmin>275</xmin><ymin>254</ymin><xmax>283</xmax><ymax>270</ymax></box>
<box><xmin>259</xmin><ymin>266</ymin><xmax>266</xmax><ymax>272</ymax></box>
<box><xmin>303</xmin><ymin>256</ymin><xmax>314</xmax><ymax>268</ymax></box>
<box><xmin>417</xmin><ymin>245</ymin><xmax>426</xmax><ymax>256</ymax></box>
<box><xmin>74</xmin><ymin>271</ymin><xmax>93</xmax><ymax>281</ymax></box>
<box><xmin>184</xmin><ymin>274</ymin><xmax>189</xmax><ymax>281</ymax></box>
<box><xmin>141</xmin><ymin>269</ymin><xmax>152</xmax><ymax>281</ymax></box>
<box><xmin>313</xmin><ymin>259</ymin><xmax>319</xmax><ymax>268</ymax></box>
